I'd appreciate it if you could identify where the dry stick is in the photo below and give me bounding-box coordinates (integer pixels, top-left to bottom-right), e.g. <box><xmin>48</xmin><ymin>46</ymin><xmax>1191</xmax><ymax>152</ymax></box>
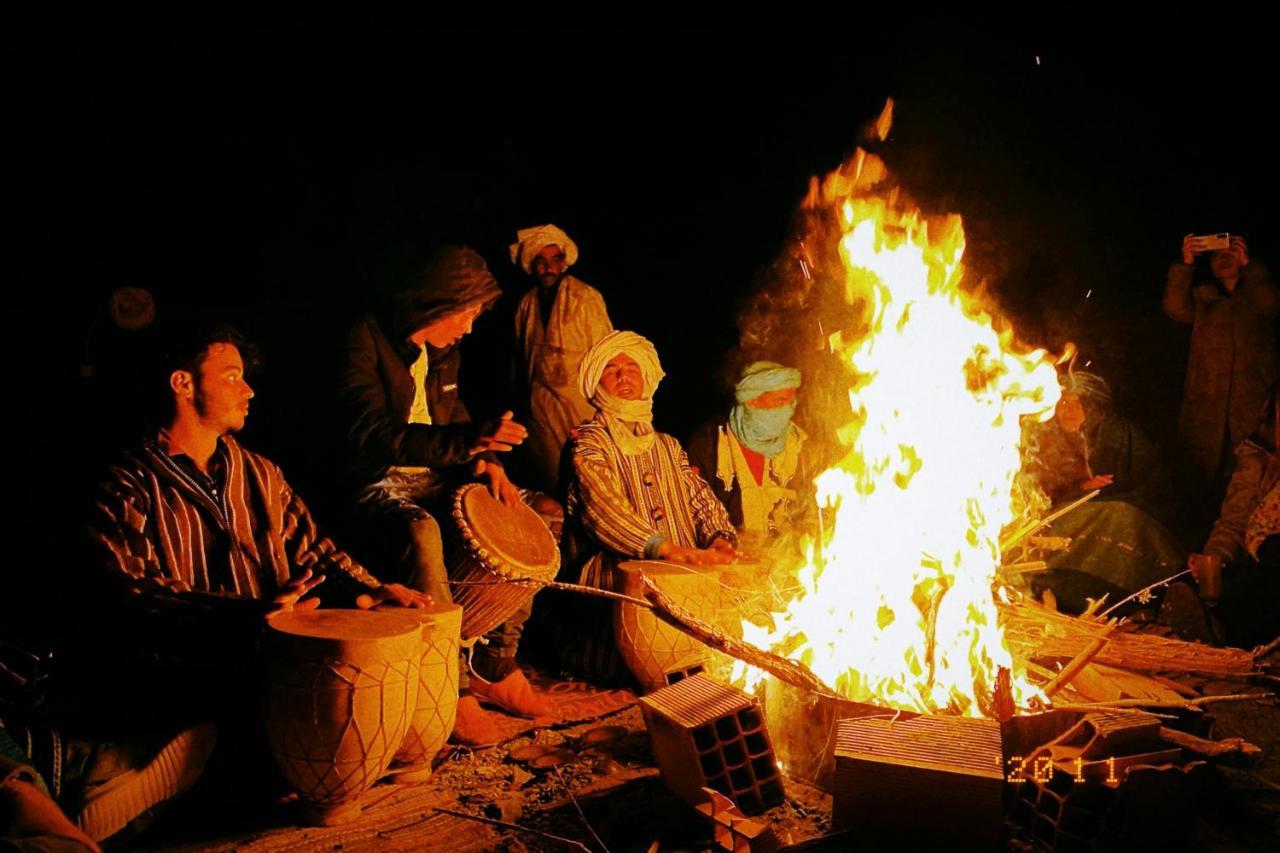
<box><xmin>1100</xmin><ymin>570</ymin><xmax>1193</xmax><ymax>618</ymax></box>
<box><xmin>432</xmin><ymin>807</ymin><xmax>593</xmax><ymax>853</ymax></box>
<box><xmin>1158</xmin><ymin>727</ymin><xmax>1262</xmax><ymax>758</ymax></box>
<box><xmin>1255</xmin><ymin>634</ymin><xmax>1280</xmax><ymax>659</ymax></box>
<box><xmin>639</xmin><ymin>576</ymin><xmax>842</xmax><ymax>699</ymax></box>
<box><xmin>1002</xmin><ymin>561</ymin><xmax>1049</xmax><ymax>575</ymax></box>
<box><xmin>1052</xmin><ymin>693</ymin><xmax>1270</xmax><ymax>712</ymax></box>
<box><xmin>462</xmin><ymin>575</ymin><xmax>842</xmax><ymax>699</ymax></box>
<box><xmin>923</xmin><ymin>581</ymin><xmax>949</xmax><ymax>692</ymax></box>
<box><xmin>554</xmin><ymin>766</ymin><xmax>610</xmax><ymax>853</ymax></box>
<box><xmin>1001</xmin><ymin>489</ymin><xmax>1101</xmax><ymax>552</ymax></box>
<box><xmin>1042</xmin><ymin>622</ymin><xmax>1117</xmax><ymax>699</ymax></box>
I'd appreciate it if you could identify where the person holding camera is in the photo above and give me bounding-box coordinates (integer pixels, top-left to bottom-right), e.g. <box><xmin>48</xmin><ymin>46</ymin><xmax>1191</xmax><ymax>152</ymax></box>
<box><xmin>1163</xmin><ymin>234</ymin><xmax>1278</xmax><ymax>509</ymax></box>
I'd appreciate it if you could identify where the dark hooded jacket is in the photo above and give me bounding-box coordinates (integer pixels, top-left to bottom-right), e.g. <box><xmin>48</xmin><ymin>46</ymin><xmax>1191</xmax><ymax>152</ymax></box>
<box><xmin>340</xmin><ymin>246</ymin><xmax>502</xmax><ymax>486</ymax></box>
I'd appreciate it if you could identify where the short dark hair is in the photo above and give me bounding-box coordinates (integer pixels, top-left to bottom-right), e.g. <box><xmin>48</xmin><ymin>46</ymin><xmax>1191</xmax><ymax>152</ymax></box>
<box><xmin>156</xmin><ymin>322</ymin><xmax>259</xmax><ymax>424</ymax></box>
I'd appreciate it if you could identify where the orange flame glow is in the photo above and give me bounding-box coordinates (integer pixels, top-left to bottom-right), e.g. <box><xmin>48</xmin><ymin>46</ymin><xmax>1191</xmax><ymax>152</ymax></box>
<box><xmin>737</xmin><ymin>102</ymin><xmax>1059</xmax><ymax>717</ymax></box>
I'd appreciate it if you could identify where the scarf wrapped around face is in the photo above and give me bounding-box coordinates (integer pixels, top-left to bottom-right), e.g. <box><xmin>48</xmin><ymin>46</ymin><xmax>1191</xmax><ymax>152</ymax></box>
<box><xmin>729</xmin><ymin>361</ymin><xmax>802</xmax><ymax>458</ymax></box>
<box><xmin>578</xmin><ymin>331</ymin><xmax>666</xmax><ymax>455</ymax></box>
<box><xmin>508</xmin><ymin>224</ymin><xmax>580</xmax><ymax>274</ymax></box>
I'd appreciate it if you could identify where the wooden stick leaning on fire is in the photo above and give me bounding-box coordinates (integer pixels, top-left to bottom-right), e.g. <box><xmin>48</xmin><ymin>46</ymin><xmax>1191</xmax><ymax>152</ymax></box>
<box><xmin>477</xmin><ymin>572</ymin><xmax>1266</xmax><ymax>709</ymax></box>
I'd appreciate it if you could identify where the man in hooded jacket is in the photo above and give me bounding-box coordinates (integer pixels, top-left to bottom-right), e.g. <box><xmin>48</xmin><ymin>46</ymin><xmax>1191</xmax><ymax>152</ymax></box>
<box><xmin>340</xmin><ymin>246</ymin><xmax>554</xmax><ymax>745</ymax></box>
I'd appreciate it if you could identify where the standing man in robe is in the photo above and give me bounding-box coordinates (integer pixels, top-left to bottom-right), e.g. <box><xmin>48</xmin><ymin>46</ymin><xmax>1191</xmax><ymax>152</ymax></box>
<box><xmin>687</xmin><ymin>361</ymin><xmax>816</xmax><ymax>542</ymax></box>
<box><xmin>510</xmin><ymin>224</ymin><xmax>613</xmax><ymax>494</ymax></box>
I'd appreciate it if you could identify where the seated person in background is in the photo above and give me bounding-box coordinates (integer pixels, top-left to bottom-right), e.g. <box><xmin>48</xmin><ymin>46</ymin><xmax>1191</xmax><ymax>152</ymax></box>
<box><xmin>1024</xmin><ymin>371</ymin><xmax>1187</xmax><ymax>617</ymax></box>
<box><xmin>687</xmin><ymin>361</ymin><xmax>817</xmax><ymax>544</ymax></box>
<box><xmin>340</xmin><ymin>246</ymin><xmax>553</xmax><ymax>744</ymax></box>
<box><xmin>1189</xmin><ymin>391</ymin><xmax>1280</xmax><ymax>647</ymax></box>
<box><xmin>548</xmin><ymin>331</ymin><xmax>737</xmax><ymax>679</ymax></box>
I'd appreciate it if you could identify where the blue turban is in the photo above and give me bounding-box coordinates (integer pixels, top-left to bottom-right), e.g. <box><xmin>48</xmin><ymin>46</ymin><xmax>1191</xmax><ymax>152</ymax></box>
<box><xmin>729</xmin><ymin>361</ymin><xmax>802</xmax><ymax>458</ymax></box>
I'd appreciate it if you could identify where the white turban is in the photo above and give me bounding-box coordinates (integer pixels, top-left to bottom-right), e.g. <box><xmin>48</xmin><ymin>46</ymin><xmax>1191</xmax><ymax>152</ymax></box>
<box><xmin>508</xmin><ymin>224</ymin><xmax>579</xmax><ymax>274</ymax></box>
<box><xmin>578</xmin><ymin>331</ymin><xmax>666</xmax><ymax>455</ymax></box>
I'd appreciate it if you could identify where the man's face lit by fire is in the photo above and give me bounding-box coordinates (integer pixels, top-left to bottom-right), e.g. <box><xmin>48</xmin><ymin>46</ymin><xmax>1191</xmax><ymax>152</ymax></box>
<box><xmin>531</xmin><ymin>245</ymin><xmax>567</xmax><ymax>289</ymax></box>
<box><xmin>409</xmin><ymin>304</ymin><xmax>484</xmax><ymax>349</ymax></box>
<box><xmin>1056</xmin><ymin>393</ymin><xmax>1085</xmax><ymax>433</ymax></box>
<box><xmin>174</xmin><ymin>343</ymin><xmax>254</xmax><ymax>435</ymax></box>
<box><xmin>745</xmin><ymin>387</ymin><xmax>798</xmax><ymax>409</ymax></box>
<box><xmin>599</xmin><ymin>354</ymin><xmax>644</xmax><ymax>400</ymax></box>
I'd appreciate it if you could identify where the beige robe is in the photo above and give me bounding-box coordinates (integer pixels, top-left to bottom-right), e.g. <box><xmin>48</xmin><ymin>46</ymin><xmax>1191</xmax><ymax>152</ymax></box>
<box><xmin>515</xmin><ymin>276</ymin><xmax>613</xmax><ymax>491</ymax></box>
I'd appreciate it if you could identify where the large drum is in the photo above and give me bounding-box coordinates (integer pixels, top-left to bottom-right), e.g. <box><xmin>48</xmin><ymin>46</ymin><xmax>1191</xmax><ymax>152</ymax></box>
<box><xmin>392</xmin><ymin>603</ymin><xmax>462</xmax><ymax>783</ymax></box>
<box><xmin>262</xmin><ymin>609</ymin><xmax>422</xmax><ymax>825</ymax></box>
<box><xmin>449</xmin><ymin>483</ymin><xmax>560</xmax><ymax>640</ymax></box>
<box><xmin>613</xmin><ymin>560</ymin><xmax>727</xmax><ymax>693</ymax></box>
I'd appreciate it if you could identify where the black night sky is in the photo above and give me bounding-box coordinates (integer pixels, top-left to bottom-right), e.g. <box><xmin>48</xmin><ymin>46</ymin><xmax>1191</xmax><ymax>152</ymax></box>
<box><xmin>6</xmin><ymin>13</ymin><xmax>1279</xmax><ymax>608</ymax></box>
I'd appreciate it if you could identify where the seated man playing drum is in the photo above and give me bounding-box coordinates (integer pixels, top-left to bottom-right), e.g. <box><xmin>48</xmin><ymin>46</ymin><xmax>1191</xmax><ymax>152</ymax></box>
<box><xmin>86</xmin><ymin>323</ymin><xmax>429</xmax><ymax>838</ymax></box>
<box><xmin>556</xmin><ymin>331</ymin><xmax>737</xmax><ymax>676</ymax></box>
<box><xmin>340</xmin><ymin>245</ymin><xmax>554</xmax><ymax>746</ymax></box>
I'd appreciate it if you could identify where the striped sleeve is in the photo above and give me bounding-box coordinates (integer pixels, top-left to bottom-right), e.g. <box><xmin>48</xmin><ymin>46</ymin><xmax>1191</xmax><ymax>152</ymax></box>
<box><xmin>571</xmin><ymin>432</ymin><xmax>660</xmax><ymax>559</ymax></box>
<box><xmin>679</xmin><ymin>442</ymin><xmax>736</xmax><ymax>547</ymax></box>
<box><xmin>89</xmin><ymin>465</ymin><xmax>192</xmax><ymax>595</ymax></box>
<box><xmin>280</xmin><ymin>484</ymin><xmax>382</xmax><ymax>589</ymax></box>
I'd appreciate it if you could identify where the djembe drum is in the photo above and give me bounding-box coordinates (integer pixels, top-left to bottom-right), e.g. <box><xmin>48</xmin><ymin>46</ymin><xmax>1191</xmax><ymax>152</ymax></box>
<box><xmin>262</xmin><ymin>609</ymin><xmax>422</xmax><ymax>825</ymax></box>
<box><xmin>613</xmin><ymin>560</ymin><xmax>727</xmax><ymax>692</ymax></box>
<box><xmin>392</xmin><ymin>602</ymin><xmax>462</xmax><ymax>783</ymax></box>
<box><xmin>449</xmin><ymin>483</ymin><xmax>560</xmax><ymax>640</ymax></box>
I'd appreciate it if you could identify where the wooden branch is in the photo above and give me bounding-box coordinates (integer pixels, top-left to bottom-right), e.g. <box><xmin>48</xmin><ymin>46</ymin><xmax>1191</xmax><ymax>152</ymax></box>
<box><xmin>1042</xmin><ymin>622</ymin><xmax>1117</xmax><ymax>698</ymax></box>
<box><xmin>1001</xmin><ymin>489</ymin><xmax>1100</xmax><ymax>551</ymax></box>
<box><xmin>1159</xmin><ymin>727</ymin><xmax>1262</xmax><ymax>758</ymax></box>
<box><xmin>432</xmin><ymin>807</ymin><xmax>592</xmax><ymax>852</ymax></box>
<box><xmin>640</xmin><ymin>575</ymin><xmax>841</xmax><ymax>699</ymax></box>
<box><xmin>1052</xmin><ymin>693</ymin><xmax>1270</xmax><ymax>712</ymax></box>
<box><xmin>1255</xmin><ymin>634</ymin><xmax>1280</xmax><ymax>659</ymax></box>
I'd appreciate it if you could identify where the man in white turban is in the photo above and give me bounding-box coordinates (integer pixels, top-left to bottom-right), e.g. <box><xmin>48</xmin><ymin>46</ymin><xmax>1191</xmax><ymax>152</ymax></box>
<box><xmin>565</xmin><ymin>331</ymin><xmax>737</xmax><ymax>587</ymax></box>
<box><xmin>509</xmin><ymin>224</ymin><xmax>613</xmax><ymax>493</ymax></box>
<box><xmin>545</xmin><ymin>331</ymin><xmax>736</xmax><ymax>681</ymax></box>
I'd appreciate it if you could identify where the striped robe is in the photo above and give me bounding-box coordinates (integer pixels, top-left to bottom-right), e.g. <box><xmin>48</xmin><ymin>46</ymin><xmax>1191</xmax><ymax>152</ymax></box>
<box><xmin>92</xmin><ymin>434</ymin><xmax>380</xmax><ymax>599</ymax></box>
<box><xmin>564</xmin><ymin>415</ymin><xmax>735</xmax><ymax>589</ymax></box>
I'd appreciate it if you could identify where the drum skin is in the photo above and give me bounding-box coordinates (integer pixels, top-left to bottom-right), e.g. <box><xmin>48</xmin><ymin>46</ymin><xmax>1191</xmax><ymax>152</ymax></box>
<box><xmin>613</xmin><ymin>560</ymin><xmax>725</xmax><ymax>693</ymax></box>
<box><xmin>450</xmin><ymin>483</ymin><xmax>560</xmax><ymax>640</ymax></box>
<box><xmin>393</xmin><ymin>603</ymin><xmax>462</xmax><ymax>782</ymax></box>
<box><xmin>262</xmin><ymin>609</ymin><xmax>423</xmax><ymax>825</ymax></box>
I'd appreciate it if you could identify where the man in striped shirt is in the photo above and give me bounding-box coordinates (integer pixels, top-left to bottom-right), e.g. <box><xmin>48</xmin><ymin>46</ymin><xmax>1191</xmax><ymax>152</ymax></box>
<box><xmin>92</xmin><ymin>325</ymin><xmax>429</xmax><ymax>611</ymax></box>
<box><xmin>552</xmin><ymin>332</ymin><xmax>736</xmax><ymax>680</ymax></box>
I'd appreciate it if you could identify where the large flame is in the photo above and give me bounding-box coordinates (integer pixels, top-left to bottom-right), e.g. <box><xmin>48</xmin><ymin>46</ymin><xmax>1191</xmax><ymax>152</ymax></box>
<box><xmin>738</xmin><ymin>103</ymin><xmax>1059</xmax><ymax>717</ymax></box>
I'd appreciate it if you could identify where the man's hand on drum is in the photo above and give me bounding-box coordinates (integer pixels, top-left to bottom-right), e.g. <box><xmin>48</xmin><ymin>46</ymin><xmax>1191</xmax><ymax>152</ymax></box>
<box><xmin>470</xmin><ymin>411</ymin><xmax>528</xmax><ymax>455</ymax></box>
<box><xmin>473</xmin><ymin>458</ymin><xmax>523</xmax><ymax>507</ymax></box>
<box><xmin>269</xmin><ymin>568</ymin><xmax>326</xmax><ymax>616</ymax></box>
<box><xmin>709</xmin><ymin>535</ymin><xmax>737</xmax><ymax>559</ymax></box>
<box><xmin>355</xmin><ymin>583</ymin><xmax>433</xmax><ymax>610</ymax></box>
<box><xmin>658</xmin><ymin>541</ymin><xmax>734</xmax><ymax>566</ymax></box>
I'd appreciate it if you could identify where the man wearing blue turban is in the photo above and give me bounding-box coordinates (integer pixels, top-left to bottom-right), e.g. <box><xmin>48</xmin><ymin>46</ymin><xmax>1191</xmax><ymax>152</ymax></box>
<box><xmin>687</xmin><ymin>361</ymin><xmax>816</xmax><ymax>538</ymax></box>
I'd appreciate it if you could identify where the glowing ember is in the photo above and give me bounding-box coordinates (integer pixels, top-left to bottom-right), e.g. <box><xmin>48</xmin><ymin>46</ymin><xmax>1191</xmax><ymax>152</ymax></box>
<box><xmin>736</xmin><ymin>101</ymin><xmax>1060</xmax><ymax>717</ymax></box>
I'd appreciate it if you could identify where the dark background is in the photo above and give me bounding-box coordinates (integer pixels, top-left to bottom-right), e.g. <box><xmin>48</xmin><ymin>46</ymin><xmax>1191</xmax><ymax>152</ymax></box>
<box><xmin>5</xmin><ymin>14</ymin><xmax>1278</xmax><ymax>595</ymax></box>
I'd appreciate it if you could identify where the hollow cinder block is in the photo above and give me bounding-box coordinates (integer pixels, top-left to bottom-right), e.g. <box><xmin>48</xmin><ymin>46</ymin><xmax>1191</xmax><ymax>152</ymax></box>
<box><xmin>639</xmin><ymin>674</ymin><xmax>785</xmax><ymax>815</ymax></box>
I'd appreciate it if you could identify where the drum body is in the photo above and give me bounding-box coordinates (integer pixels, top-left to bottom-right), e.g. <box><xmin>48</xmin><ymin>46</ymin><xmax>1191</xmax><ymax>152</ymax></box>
<box><xmin>262</xmin><ymin>610</ymin><xmax>423</xmax><ymax>825</ymax></box>
<box><xmin>613</xmin><ymin>560</ymin><xmax>726</xmax><ymax>692</ymax></box>
<box><xmin>393</xmin><ymin>603</ymin><xmax>462</xmax><ymax>782</ymax></box>
<box><xmin>450</xmin><ymin>483</ymin><xmax>560</xmax><ymax>640</ymax></box>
